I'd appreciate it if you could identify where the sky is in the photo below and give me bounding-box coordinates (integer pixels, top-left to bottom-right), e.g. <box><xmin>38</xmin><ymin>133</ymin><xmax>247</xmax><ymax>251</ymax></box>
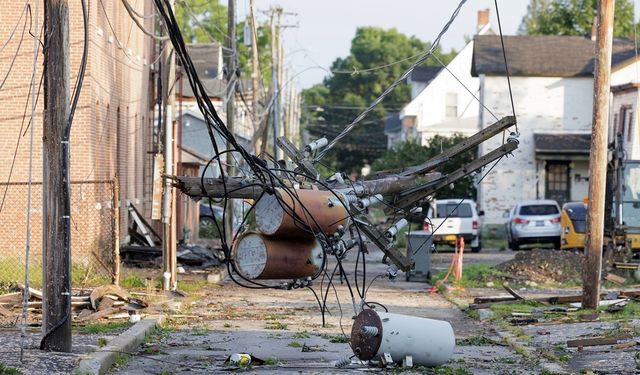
<box><xmin>235</xmin><ymin>0</ymin><xmax>640</xmax><ymax>89</ymax></box>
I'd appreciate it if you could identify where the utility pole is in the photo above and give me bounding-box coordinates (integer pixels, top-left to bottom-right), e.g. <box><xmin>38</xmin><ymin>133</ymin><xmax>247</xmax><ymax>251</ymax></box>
<box><xmin>583</xmin><ymin>0</ymin><xmax>615</xmax><ymax>309</ymax></box>
<box><xmin>161</xmin><ymin>0</ymin><xmax>177</xmax><ymax>290</ymax></box>
<box><xmin>249</xmin><ymin>0</ymin><xmax>261</xmax><ymax>154</ymax></box>
<box><xmin>270</xmin><ymin>7</ymin><xmax>282</xmax><ymax>159</ymax></box>
<box><xmin>225</xmin><ymin>0</ymin><xmax>236</xmax><ymax>245</ymax></box>
<box><xmin>42</xmin><ymin>0</ymin><xmax>72</xmax><ymax>351</ymax></box>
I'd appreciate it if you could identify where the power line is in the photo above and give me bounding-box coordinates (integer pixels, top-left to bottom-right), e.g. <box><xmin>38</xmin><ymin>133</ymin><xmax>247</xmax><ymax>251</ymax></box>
<box><xmin>315</xmin><ymin>0</ymin><xmax>468</xmax><ymax>161</ymax></box>
<box><xmin>121</xmin><ymin>0</ymin><xmax>169</xmax><ymax>40</ymax></box>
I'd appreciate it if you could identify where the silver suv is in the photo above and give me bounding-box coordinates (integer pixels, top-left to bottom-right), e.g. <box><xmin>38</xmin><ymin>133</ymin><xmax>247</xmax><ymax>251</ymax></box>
<box><xmin>505</xmin><ymin>200</ymin><xmax>561</xmax><ymax>250</ymax></box>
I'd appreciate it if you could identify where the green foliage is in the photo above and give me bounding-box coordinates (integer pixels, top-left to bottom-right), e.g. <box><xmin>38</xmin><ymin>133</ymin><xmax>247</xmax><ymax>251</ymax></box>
<box><xmin>321</xmin><ymin>334</ymin><xmax>349</xmax><ymax>343</ymax></box>
<box><xmin>371</xmin><ymin>134</ymin><xmax>477</xmax><ymax>199</ymax></box>
<box><xmin>175</xmin><ymin>0</ymin><xmax>272</xmax><ymax>82</ymax></box>
<box><xmin>264</xmin><ymin>321</ymin><xmax>288</xmax><ymax>330</ymax></box>
<box><xmin>120</xmin><ymin>275</ymin><xmax>146</xmax><ymax>289</ymax></box>
<box><xmin>177</xmin><ymin>279</ymin><xmax>209</xmax><ymax>293</ymax></box>
<box><xmin>199</xmin><ymin>218</ymin><xmax>222</xmax><ymax>239</ymax></box>
<box><xmin>456</xmin><ymin>336</ymin><xmax>498</xmax><ymax>346</ymax></box>
<box><xmin>287</xmin><ymin>341</ymin><xmax>302</xmax><ymax>348</ymax></box>
<box><xmin>292</xmin><ymin>330</ymin><xmax>311</xmax><ymax>339</ymax></box>
<box><xmin>520</xmin><ymin>0</ymin><xmax>635</xmax><ymax>38</ymax></box>
<box><xmin>97</xmin><ymin>338</ymin><xmax>108</xmax><ymax>347</ymax></box>
<box><xmin>0</xmin><ymin>363</ymin><xmax>22</xmax><ymax>375</ymax></box>
<box><xmin>432</xmin><ymin>264</ymin><xmax>506</xmax><ymax>288</ymax></box>
<box><xmin>303</xmin><ymin>27</ymin><xmax>457</xmax><ymax>172</ymax></box>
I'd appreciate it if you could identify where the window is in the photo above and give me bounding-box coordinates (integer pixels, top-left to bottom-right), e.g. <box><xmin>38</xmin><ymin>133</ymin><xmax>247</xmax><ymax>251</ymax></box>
<box><xmin>436</xmin><ymin>203</ymin><xmax>472</xmax><ymax>218</ymax></box>
<box><xmin>445</xmin><ymin>93</ymin><xmax>458</xmax><ymax>118</ymax></box>
<box><xmin>519</xmin><ymin>205</ymin><xmax>559</xmax><ymax>215</ymax></box>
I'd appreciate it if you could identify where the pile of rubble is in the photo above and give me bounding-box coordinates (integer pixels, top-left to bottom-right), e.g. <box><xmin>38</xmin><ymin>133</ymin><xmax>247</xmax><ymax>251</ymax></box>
<box><xmin>0</xmin><ymin>284</ymin><xmax>147</xmax><ymax>326</ymax></box>
<box><xmin>496</xmin><ymin>249</ymin><xmax>584</xmax><ymax>284</ymax></box>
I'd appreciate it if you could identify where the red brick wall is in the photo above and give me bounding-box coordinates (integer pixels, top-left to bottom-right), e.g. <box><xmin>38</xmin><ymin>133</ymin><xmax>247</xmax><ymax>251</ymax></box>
<box><xmin>0</xmin><ymin>1</ymin><xmax>156</xmax><ymax>266</ymax></box>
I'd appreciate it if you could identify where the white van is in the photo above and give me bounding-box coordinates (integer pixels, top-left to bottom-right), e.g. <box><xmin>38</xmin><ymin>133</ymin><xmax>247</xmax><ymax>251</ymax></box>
<box><xmin>423</xmin><ymin>199</ymin><xmax>482</xmax><ymax>252</ymax></box>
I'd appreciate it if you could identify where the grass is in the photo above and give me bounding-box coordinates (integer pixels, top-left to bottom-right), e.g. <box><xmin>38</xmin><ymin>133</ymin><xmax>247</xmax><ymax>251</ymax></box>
<box><xmin>0</xmin><ymin>363</ymin><xmax>23</xmax><ymax>375</ymax></box>
<box><xmin>191</xmin><ymin>327</ymin><xmax>208</xmax><ymax>336</ymax></box>
<box><xmin>489</xmin><ymin>301</ymin><xmax>543</xmax><ymax>320</ymax></box>
<box><xmin>145</xmin><ymin>326</ymin><xmax>175</xmax><ymax>344</ymax></box>
<box><xmin>432</xmin><ymin>366</ymin><xmax>472</xmax><ymax>375</ymax></box>
<box><xmin>76</xmin><ymin>321</ymin><xmax>131</xmax><ymax>335</ymax></box>
<box><xmin>322</xmin><ymin>334</ymin><xmax>349</xmax><ymax>343</ymax></box>
<box><xmin>292</xmin><ymin>330</ymin><xmax>311</xmax><ymax>339</ymax></box>
<box><xmin>177</xmin><ymin>279</ymin><xmax>209</xmax><ymax>294</ymax></box>
<box><xmin>97</xmin><ymin>338</ymin><xmax>108</xmax><ymax>347</ymax></box>
<box><xmin>0</xmin><ymin>259</ymin><xmax>110</xmax><ymax>287</ymax></box>
<box><xmin>287</xmin><ymin>341</ymin><xmax>303</xmax><ymax>348</ymax></box>
<box><xmin>263</xmin><ymin>357</ymin><xmax>286</xmax><ymax>366</ymax></box>
<box><xmin>265</xmin><ymin>321</ymin><xmax>288</xmax><ymax>330</ymax></box>
<box><xmin>432</xmin><ymin>263</ymin><xmax>507</xmax><ymax>288</ymax></box>
<box><xmin>112</xmin><ymin>353</ymin><xmax>131</xmax><ymax>369</ymax></box>
<box><xmin>120</xmin><ymin>275</ymin><xmax>146</xmax><ymax>289</ymax></box>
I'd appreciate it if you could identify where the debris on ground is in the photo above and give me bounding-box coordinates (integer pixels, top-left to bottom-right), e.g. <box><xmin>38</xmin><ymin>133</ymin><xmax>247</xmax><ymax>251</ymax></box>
<box><xmin>0</xmin><ymin>283</ymin><xmax>147</xmax><ymax>326</ymax></box>
<box><xmin>496</xmin><ymin>249</ymin><xmax>584</xmax><ymax>284</ymax></box>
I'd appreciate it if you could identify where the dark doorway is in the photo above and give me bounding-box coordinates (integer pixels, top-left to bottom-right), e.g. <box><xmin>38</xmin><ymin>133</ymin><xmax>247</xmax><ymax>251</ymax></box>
<box><xmin>546</xmin><ymin>161</ymin><xmax>571</xmax><ymax>205</ymax></box>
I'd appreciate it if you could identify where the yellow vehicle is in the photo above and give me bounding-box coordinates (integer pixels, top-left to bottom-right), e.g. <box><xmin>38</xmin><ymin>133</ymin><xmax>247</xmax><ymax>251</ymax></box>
<box><xmin>560</xmin><ymin>202</ymin><xmax>587</xmax><ymax>250</ymax></box>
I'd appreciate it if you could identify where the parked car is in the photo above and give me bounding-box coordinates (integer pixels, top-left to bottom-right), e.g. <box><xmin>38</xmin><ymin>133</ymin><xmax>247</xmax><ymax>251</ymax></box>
<box><xmin>200</xmin><ymin>202</ymin><xmax>223</xmax><ymax>226</ymax></box>
<box><xmin>423</xmin><ymin>199</ymin><xmax>483</xmax><ymax>253</ymax></box>
<box><xmin>505</xmin><ymin>200</ymin><xmax>561</xmax><ymax>250</ymax></box>
<box><xmin>560</xmin><ymin>201</ymin><xmax>588</xmax><ymax>250</ymax></box>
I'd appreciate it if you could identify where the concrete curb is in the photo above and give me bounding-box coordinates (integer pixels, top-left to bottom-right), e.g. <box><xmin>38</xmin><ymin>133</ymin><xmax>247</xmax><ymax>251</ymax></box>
<box><xmin>76</xmin><ymin>315</ymin><xmax>165</xmax><ymax>375</ymax></box>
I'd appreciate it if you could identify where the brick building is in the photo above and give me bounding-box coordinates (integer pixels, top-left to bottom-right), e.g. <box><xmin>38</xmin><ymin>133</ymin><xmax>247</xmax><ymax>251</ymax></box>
<box><xmin>0</xmin><ymin>1</ymin><xmax>156</xmax><ymax>281</ymax></box>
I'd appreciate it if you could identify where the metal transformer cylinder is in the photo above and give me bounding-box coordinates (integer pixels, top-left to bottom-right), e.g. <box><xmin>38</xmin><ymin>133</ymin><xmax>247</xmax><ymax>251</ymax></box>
<box><xmin>255</xmin><ymin>188</ymin><xmax>349</xmax><ymax>238</ymax></box>
<box><xmin>351</xmin><ymin>309</ymin><xmax>455</xmax><ymax>367</ymax></box>
<box><xmin>233</xmin><ymin>232</ymin><xmax>323</xmax><ymax>280</ymax></box>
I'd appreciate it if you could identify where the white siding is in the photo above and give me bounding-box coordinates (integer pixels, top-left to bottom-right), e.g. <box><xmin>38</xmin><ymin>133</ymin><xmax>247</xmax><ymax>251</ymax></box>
<box><xmin>401</xmin><ymin>39</ymin><xmax>480</xmax><ymax>142</ymax></box>
<box><xmin>478</xmin><ymin>76</ymin><xmax>594</xmax><ymax>224</ymax></box>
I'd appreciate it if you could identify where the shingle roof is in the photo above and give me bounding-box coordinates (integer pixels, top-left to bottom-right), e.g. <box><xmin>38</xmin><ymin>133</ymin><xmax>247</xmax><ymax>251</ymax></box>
<box><xmin>534</xmin><ymin>133</ymin><xmax>591</xmax><ymax>154</ymax></box>
<box><xmin>384</xmin><ymin>112</ymin><xmax>401</xmax><ymax>133</ymax></box>
<box><xmin>410</xmin><ymin>66</ymin><xmax>442</xmax><ymax>83</ymax></box>
<box><xmin>472</xmin><ymin>35</ymin><xmax>638</xmax><ymax>77</ymax></box>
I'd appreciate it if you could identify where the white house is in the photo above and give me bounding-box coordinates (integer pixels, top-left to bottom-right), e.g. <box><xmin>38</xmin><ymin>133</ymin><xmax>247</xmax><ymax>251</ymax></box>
<box><xmin>396</xmin><ymin>11</ymin><xmax>494</xmax><ymax>147</ymax></box>
<box><xmin>473</xmin><ymin>35</ymin><xmax>640</xmax><ymax>224</ymax></box>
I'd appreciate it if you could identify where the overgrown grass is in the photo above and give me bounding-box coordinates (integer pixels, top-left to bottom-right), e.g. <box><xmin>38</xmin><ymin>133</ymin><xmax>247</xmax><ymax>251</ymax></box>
<box><xmin>432</xmin><ymin>263</ymin><xmax>507</xmax><ymax>288</ymax></box>
<box><xmin>456</xmin><ymin>336</ymin><xmax>498</xmax><ymax>346</ymax></box>
<box><xmin>120</xmin><ymin>275</ymin><xmax>146</xmax><ymax>289</ymax></box>
<box><xmin>287</xmin><ymin>341</ymin><xmax>303</xmax><ymax>348</ymax></box>
<box><xmin>0</xmin><ymin>259</ymin><xmax>110</xmax><ymax>287</ymax></box>
<box><xmin>76</xmin><ymin>321</ymin><xmax>131</xmax><ymax>335</ymax></box>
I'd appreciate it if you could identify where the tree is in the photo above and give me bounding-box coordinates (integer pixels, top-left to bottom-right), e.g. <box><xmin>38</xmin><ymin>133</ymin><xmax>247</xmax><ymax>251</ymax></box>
<box><xmin>302</xmin><ymin>27</ymin><xmax>456</xmax><ymax>172</ymax></box>
<box><xmin>175</xmin><ymin>0</ymin><xmax>272</xmax><ymax>81</ymax></box>
<box><xmin>519</xmin><ymin>0</ymin><xmax>635</xmax><ymax>38</ymax></box>
<box><xmin>371</xmin><ymin>135</ymin><xmax>477</xmax><ymax>199</ymax></box>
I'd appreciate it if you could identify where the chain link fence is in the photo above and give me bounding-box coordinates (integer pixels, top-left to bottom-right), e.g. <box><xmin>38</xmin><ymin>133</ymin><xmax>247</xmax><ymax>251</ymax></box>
<box><xmin>0</xmin><ymin>180</ymin><xmax>118</xmax><ymax>288</ymax></box>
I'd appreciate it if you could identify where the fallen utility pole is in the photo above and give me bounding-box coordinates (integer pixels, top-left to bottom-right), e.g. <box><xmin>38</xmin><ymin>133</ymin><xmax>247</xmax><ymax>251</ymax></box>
<box><xmin>583</xmin><ymin>0</ymin><xmax>615</xmax><ymax>310</ymax></box>
<box><xmin>42</xmin><ymin>0</ymin><xmax>72</xmax><ymax>352</ymax></box>
<box><xmin>172</xmin><ymin>116</ymin><xmax>518</xmax><ymax>272</ymax></box>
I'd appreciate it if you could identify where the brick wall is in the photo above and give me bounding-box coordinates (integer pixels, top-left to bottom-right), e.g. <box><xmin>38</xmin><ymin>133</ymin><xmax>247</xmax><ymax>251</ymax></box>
<box><xmin>0</xmin><ymin>1</ymin><xmax>155</xmax><ymax>271</ymax></box>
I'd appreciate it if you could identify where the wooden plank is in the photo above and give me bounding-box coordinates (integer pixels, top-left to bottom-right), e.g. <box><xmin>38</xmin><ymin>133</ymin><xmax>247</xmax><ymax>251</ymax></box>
<box><xmin>567</xmin><ymin>335</ymin><xmax>631</xmax><ymax>348</ymax></box>
<box><xmin>17</xmin><ymin>284</ymin><xmax>43</xmax><ymax>300</ymax></box>
<box><xmin>503</xmin><ymin>285</ymin><xmax>524</xmax><ymax>300</ymax></box>
<box><xmin>605</xmin><ymin>273</ymin><xmax>626</xmax><ymax>285</ymax></box>
<box><xmin>74</xmin><ymin>306</ymin><xmax>125</xmax><ymax>322</ymax></box>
